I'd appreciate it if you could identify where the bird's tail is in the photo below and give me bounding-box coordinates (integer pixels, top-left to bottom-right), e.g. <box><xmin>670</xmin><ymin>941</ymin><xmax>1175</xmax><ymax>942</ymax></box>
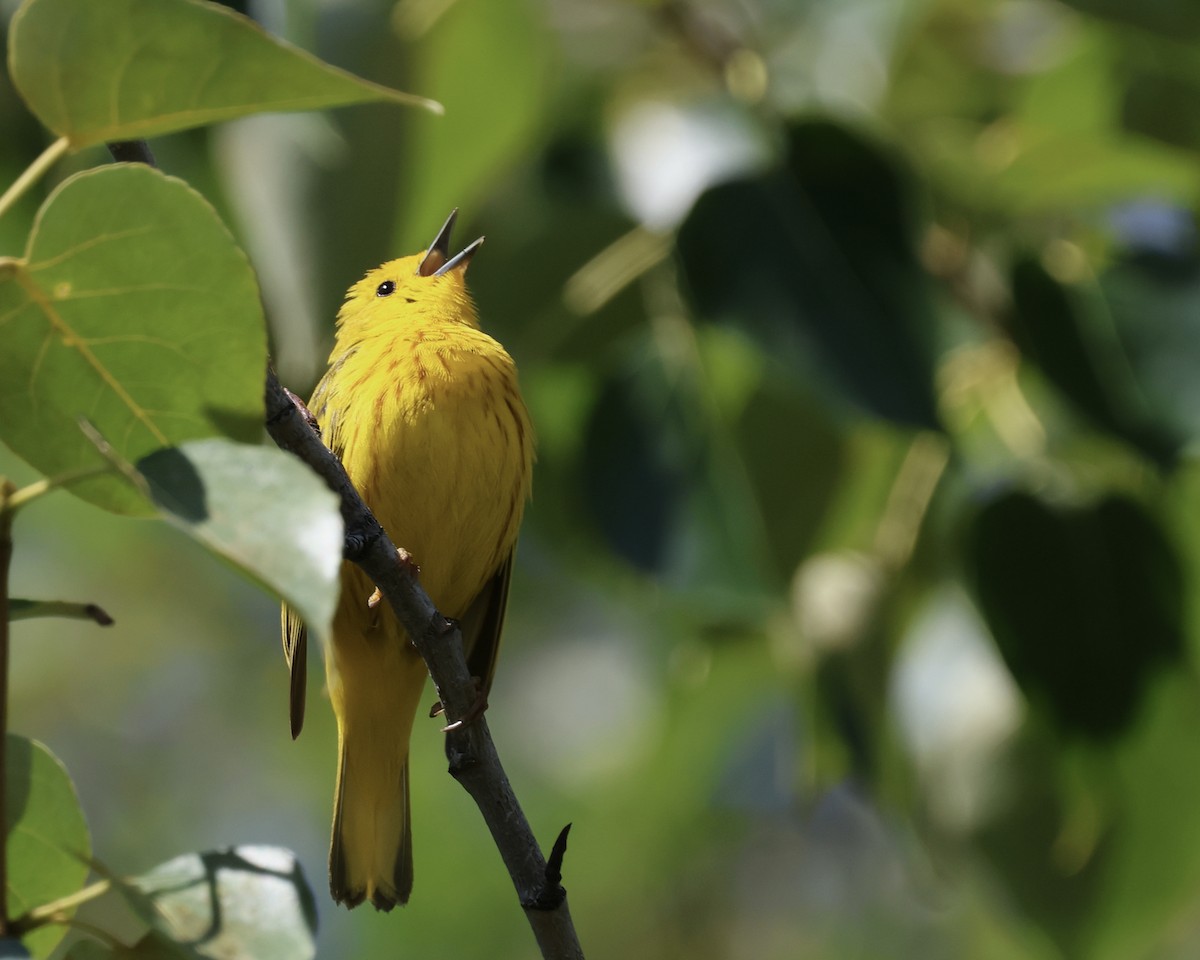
<box><xmin>329</xmin><ymin>730</ymin><xmax>413</xmax><ymax>911</ymax></box>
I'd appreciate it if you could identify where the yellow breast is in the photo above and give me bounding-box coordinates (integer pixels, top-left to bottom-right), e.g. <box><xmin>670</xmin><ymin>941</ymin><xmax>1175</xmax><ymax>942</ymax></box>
<box><xmin>315</xmin><ymin>320</ymin><xmax>533</xmax><ymax>618</ymax></box>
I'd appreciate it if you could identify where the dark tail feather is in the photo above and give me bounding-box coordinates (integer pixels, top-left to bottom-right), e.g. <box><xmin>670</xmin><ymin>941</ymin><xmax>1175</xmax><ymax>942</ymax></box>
<box><xmin>329</xmin><ymin>741</ymin><xmax>413</xmax><ymax>911</ymax></box>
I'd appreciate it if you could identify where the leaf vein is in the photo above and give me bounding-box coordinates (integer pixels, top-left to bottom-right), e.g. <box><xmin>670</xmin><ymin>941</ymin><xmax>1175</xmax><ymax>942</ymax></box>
<box><xmin>15</xmin><ymin>271</ymin><xmax>170</xmax><ymax>446</ymax></box>
<box><xmin>29</xmin><ymin>226</ymin><xmax>156</xmax><ymax>272</ymax></box>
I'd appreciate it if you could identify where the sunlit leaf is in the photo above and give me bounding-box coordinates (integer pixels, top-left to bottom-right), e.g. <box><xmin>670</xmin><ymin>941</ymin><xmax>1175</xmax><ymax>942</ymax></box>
<box><xmin>137</xmin><ymin>439</ymin><xmax>342</xmax><ymax>644</ymax></box>
<box><xmin>8</xmin><ymin>0</ymin><xmax>438</xmax><ymax>149</ymax></box>
<box><xmin>0</xmin><ymin>164</ymin><xmax>265</xmax><ymax>514</ymax></box>
<box><xmin>132</xmin><ymin>847</ymin><xmax>317</xmax><ymax>960</ymax></box>
<box><xmin>7</xmin><ymin>736</ymin><xmax>90</xmax><ymax>959</ymax></box>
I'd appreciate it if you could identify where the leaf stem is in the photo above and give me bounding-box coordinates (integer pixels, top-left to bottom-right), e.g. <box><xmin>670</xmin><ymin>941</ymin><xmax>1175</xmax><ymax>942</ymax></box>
<box><xmin>9</xmin><ymin>878</ymin><xmax>112</xmax><ymax>934</ymax></box>
<box><xmin>0</xmin><ymin>137</ymin><xmax>70</xmax><ymax>223</ymax></box>
<box><xmin>0</xmin><ymin>479</ymin><xmax>15</xmax><ymax>933</ymax></box>
<box><xmin>4</xmin><ymin>465</ymin><xmax>113</xmax><ymax>515</ymax></box>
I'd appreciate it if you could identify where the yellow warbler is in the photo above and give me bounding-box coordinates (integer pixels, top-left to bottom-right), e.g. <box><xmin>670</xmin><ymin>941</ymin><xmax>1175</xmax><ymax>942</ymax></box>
<box><xmin>282</xmin><ymin>211</ymin><xmax>534</xmax><ymax>910</ymax></box>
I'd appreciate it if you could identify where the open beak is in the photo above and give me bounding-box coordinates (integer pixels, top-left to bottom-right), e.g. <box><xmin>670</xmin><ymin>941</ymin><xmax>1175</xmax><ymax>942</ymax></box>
<box><xmin>417</xmin><ymin>208</ymin><xmax>485</xmax><ymax>277</ymax></box>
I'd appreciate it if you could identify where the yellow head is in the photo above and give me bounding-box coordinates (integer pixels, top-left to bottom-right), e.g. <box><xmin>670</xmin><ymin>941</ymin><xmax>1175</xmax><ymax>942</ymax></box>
<box><xmin>337</xmin><ymin>210</ymin><xmax>484</xmax><ymax>334</ymax></box>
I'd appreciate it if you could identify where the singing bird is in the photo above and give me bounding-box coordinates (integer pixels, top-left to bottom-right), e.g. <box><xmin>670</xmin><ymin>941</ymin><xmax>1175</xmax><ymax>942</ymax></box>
<box><xmin>282</xmin><ymin>211</ymin><xmax>534</xmax><ymax>910</ymax></box>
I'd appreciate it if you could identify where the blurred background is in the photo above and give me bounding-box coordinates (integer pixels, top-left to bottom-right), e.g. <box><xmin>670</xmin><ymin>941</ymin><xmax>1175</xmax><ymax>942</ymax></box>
<box><xmin>5</xmin><ymin>0</ymin><xmax>1200</xmax><ymax>956</ymax></box>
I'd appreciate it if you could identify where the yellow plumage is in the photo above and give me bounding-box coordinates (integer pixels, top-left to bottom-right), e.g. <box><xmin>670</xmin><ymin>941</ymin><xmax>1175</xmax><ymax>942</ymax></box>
<box><xmin>282</xmin><ymin>212</ymin><xmax>534</xmax><ymax>911</ymax></box>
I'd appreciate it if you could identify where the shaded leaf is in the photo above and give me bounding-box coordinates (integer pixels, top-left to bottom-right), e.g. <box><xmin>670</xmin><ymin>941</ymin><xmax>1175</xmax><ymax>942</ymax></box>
<box><xmin>677</xmin><ymin>120</ymin><xmax>940</xmax><ymax>428</ymax></box>
<box><xmin>980</xmin><ymin>672</ymin><xmax>1200</xmax><ymax>958</ymax></box>
<box><xmin>132</xmin><ymin>847</ymin><xmax>317</xmax><ymax>960</ymax></box>
<box><xmin>1058</xmin><ymin>0</ymin><xmax>1200</xmax><ymax>38</ymax></box>
<box><xmin>0</xmin><ymin>164</ymin><xmax>265</xmax><ymax>514</ymax></box>
<box><xmin>1101</xmin><ymin>252</ymin><xmax>1200</xmax><ymax>447</ymax></box>
<box><xmin>969</xmin><ymin>491</ymin><xmax>1184</xmax><ymax>738</ymax></box>
<box><xmin>65</xmin><ymin>933</ymin><xmax>200</xmax><ymax>959</ymax></box>
<box><xmin>7</xmin><ymin>736</ymin><xmax>90</xmax><ymax>960</ymax></box>
<box><xmin>975</xmin><ymin>732</ymin><xmax>1107</xmax><ymax>958</ymax></box>
<box><xmin>137</xmin><ymin>439</ymin><xmax>342</xmax><ymax>644</ymax></box>
<box><xmin>1008</xmin><ymin>258</ymin><xmax>1182</xmax><ymax>466</ymax></box>
<box><xmin>732</xmin><ymin>380</ymin><xmax>845</xmax><ymax>577</ymax></box>
<box><xmin>8</xmin><ymin>0</ymin><xmax>438</xmax><ymax>149</ymax></box>
<box><xmin>1121</xmin><ymin>69</ymin><xmax>1200</xmax><ymax>151</ymax></box>
<box><xmin>63</xmin><ymin>944</ymin><xmax>109</xmax><ymax>960</ymax></box>
<box><xmin>582</xmin><ymin>370</ymin><xmax>686</xmax><ymax>573</ymax></box>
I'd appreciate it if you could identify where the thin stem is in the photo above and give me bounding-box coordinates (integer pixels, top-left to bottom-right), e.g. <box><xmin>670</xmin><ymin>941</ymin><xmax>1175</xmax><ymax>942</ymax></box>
<box><xmin>8</xmin><ymin>600</ymin><xmax>114</xmax><ymax>626</ymax></box>
<box><xmin>0</xmin><ymin>479</ymin><xmax>16</xmax><ymax>933</ymax></box>
<box><xmin>9</xmin><ymin>878</ymin><xmax>111</xmax><ymax>934</ymax></box>
<box><xmin>0</xmin><ymin>137</ymin><xmax>70</xmax><ymax>223</ymax></box>
<box><xmin>5</xmin><ymin>465</ymin><xmax>112</xmax><ymax>515</ymax></box>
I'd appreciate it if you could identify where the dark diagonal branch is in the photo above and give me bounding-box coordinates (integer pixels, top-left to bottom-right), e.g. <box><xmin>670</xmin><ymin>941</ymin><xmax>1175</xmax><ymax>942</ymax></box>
<box><xmin>106</xmin><ymin>140</ymin><xmax>583</xmax><ymax>960</ymax></box>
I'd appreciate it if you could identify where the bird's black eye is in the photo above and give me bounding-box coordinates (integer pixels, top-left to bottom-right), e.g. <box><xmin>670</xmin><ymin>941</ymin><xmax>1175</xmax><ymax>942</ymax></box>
<box><xmin>376</xmin><ymin>280</ymin><xmax>395</xmax><ymax>297</ymax></box>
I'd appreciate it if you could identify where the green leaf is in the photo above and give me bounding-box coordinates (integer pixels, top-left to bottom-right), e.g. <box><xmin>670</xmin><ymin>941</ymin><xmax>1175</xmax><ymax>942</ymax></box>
<box><xmin>7</xmin><ymin>735</ymin><xmax>91</xmax><ymax>959</ymax></box>
<box><xmin>132</xmin><ymin>847</ymin><xmax>317</xmax><ymax>960</ymax></box>
<box><xmin>969</xmin><ymin>491</ymin><xmax>1185</xmax><ymax>739</ymax></box>
<box><xmin>1058</xmin><ymin>0</ymin><xmax>1200</xmax><ymax>38</ymax></box>
<box><xmin>137</xmin><ymin>439</ymin><xmax>341</xmax><ymax>643</ymax></box>
<box><xmin>65</xmin><ymin>933</ymin><xmax>201</xmax><ymax>959</ymax></box>
<box><xmin>8</xmin><ymin>0</ymin><xmax>439</xmax><ymax>149</ymax></box>
<box><xmin>1100</xmin><ymin>253</ymin><xmax>1200</xmax><ymax>448</ymax></box>
<box><xmin>676</xmin><ymin>120</ymin><xmax>941</xmax><ymax>429</ymax></box>
<box><xmin>978</xmin><ymin>673</ymin><xmax>1200</xmax><ymax>959</ymax></box>
<box><xmin>1008</xmin><ymin>258</ymin><xmax>1182</xmax><ymax>465</ymax></box>
<box><xmin>394</xmin><ymin>0</ymin><xmax>552</xmax><ymax>251</ymax></box>
<box><xmin>0</xmin><ymin>163</ymin><xmax>266</xmax><ymax>515</ymax></box>
<box><xmin>63</xmin><ymin>943</ymin><xmax>112</xmax><ymax>960</ymax></box>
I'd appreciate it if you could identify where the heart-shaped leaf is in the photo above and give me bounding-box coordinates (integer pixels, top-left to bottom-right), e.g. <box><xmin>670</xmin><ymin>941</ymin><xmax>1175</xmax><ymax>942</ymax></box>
<box><xmin>677</xmin><ymin>120</ymin><xmax>941</xmax><ymax>429</ymax></box>
<box><xmin>7</xmin><ymin>736</ymin><xmax>91</xmax><ymax>959</ymax></box>
<box><xmin>0</xmin><ymin>163</ymin><xmax>265</xmax><ymax>514</ymax></box>
<box><xmin>970</xmin><ymin>491</ymin><xmax>1184</xmax><ymax>738</ymax></box>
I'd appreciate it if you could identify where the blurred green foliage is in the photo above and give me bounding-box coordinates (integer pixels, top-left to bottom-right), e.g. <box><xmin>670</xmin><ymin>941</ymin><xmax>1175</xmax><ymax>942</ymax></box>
<box><xmin>6</xmin><ymin>0</ymin><xmax>1200</xmax><ymax>957</ymax></box>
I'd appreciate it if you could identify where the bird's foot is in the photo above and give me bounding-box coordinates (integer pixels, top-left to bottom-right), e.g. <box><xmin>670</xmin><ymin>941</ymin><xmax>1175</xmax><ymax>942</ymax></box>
<box><xmin>430</xmin><ymin>677</ymin><xmax>489</xmax><ymax>732</ymax></box>
<box><xmin>366</xmin><ymin>548</ymin><xmax>420</xmax><ymax>609</ymax></box>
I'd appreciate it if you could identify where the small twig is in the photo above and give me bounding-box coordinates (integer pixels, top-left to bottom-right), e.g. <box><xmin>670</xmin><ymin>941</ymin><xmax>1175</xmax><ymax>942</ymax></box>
<box><xmin>9</xmin><ymin>878</ymin><xmax>112</xmax><ymax>935</ymax></box>
<box><xmin>8</xmin><ymin>600</ymin><xmax>114</xmax><ymax>626</ymax></box>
